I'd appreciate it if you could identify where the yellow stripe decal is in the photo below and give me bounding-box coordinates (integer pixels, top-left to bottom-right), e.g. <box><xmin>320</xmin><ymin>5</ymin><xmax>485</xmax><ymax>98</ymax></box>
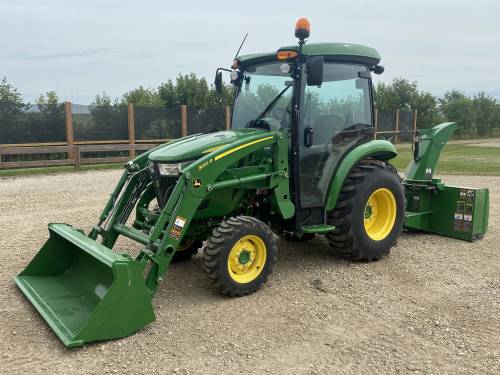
<box><xmin>214</xmin><ymin>136</ymin><xmax>274</xmax><ymax>161</ymax></box>
<box><xmin>202</xmin><ymin>145</ymin><xmax>226</xmax><ymax>154</ymax></box>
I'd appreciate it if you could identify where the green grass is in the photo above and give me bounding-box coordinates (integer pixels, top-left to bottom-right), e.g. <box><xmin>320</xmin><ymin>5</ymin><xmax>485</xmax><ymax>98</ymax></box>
<box><xmin>0</xmin><ymin>163</ymin><xmax>122</xmax><ymax>177</ymax></box>
<box><xmin>391</xmin><ymin>142</ymin><xmax>500</xmax><ymax>176</ymax></box>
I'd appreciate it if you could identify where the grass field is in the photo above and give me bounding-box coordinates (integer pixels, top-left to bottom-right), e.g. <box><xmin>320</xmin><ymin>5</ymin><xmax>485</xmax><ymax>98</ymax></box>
<box><xmin>391</xmin><ymin>141</ymin><xmax>500</xmax><ymax>176</ymax></box>
<box><xmin>1</xmin><ymin>140</ymin><xmax>499</xmax><ymax>177</ymax></box>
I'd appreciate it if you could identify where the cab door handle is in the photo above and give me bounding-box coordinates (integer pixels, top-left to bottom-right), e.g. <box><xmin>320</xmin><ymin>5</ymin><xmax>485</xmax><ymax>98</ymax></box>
<box><xmin>304</xmin><ymin>127</ymin><xmax>314</xmax><ymax>147</ymax></box>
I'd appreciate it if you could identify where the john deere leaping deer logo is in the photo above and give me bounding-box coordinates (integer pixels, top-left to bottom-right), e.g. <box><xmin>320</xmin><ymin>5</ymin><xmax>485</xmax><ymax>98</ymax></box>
<box><xmin>193</xmin><ymin>178</ymin><xmax>203</xmax><ymax>188</ymax></box>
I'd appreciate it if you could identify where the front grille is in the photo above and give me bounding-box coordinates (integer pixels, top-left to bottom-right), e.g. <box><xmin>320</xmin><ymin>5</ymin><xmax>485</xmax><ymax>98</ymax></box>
<box><xmin>151</xmin><ymin>162</ymin><xmax>180</xmax><ymax>208</ymax></box>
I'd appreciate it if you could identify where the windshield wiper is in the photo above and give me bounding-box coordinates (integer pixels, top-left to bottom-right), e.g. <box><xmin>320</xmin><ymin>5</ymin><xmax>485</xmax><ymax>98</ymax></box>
<box><xmin>252</xmin><ymin>84</ymin><xmax>292</xmax><ymax>125</ymax></box>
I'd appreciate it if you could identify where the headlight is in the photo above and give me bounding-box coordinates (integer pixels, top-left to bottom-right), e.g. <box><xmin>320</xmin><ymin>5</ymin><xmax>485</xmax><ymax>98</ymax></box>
<box><xmin>157</xmin><ymin>161</ymin><xmax>192</xmax><ymax>176</ymax></box>
<box><xmin>158</xmin><ymin>163</ymin><xmax>181</xmax><ymax>176</ymax></box>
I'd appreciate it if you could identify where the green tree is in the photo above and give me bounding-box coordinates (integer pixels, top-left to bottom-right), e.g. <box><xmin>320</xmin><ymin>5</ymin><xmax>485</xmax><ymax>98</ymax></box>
<box><xmin>90</xmin><ymin>92</ymin><xmax>115</xmax><ymax>124</ymax></box>
<box><xmin>439</xmin><ymin>90</ymin><xmax>474</xmax><ymax>137</ymax></box>
<box><xmin>471</xmin><ymin>92</ymin><xmax>500</xmax><ymax>137</ymax></box>
<box><xmin>439</xmin><ymin>91</ymin><xmax>500</xmax><ymax>137</ymax></box>
<box><xmin>34</xmin><ymin>91</ymin><xmax>66</xmax><ymax>142</ymax></box>
<box><xmin>374</xmin><ymin>78</ymin><xmax>417</xmax><ymax>111</ymax></box>
<box><xmin>0</xmin><ymin>77</ymin><xmax>27</xmax><ymax>143</ymax></box>
<box><xmin>0</xmin><ymin>77</ymin><xmax>26</xmax><ymax>121</ymax></box>
<box><xmin>374</xmin><ymin>78</ymin><xmax>442</xmax><ymax>129</ymax></box>
<box><xmin>158</xmin><ymin>74</ymin><xmax>208</xmax><ymax>107</ymax></box>
<box><xmin>36</xmin><ymin>91</ymin><xmax>64</xmax><ymax>122</ymax></box>
<box><xmin>122</xmin><ymin>86</ymin><xmax>163</xmax><ymax>107</ymax></box>
<box><xmin>88</xmin><ymin>92</ymin><xmax>128</xmax><ymax>140</ymax></box>
<box><xmin>158</xmin><ymin>73</ymin><xmax>233</xmax><ymax>108</ymax></box>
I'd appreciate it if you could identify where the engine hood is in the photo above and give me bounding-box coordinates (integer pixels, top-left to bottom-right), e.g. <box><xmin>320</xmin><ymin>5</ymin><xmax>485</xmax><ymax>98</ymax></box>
<box><xmin>148</xmin><ymin>128</ymin><xmax>270</xmax><ymax>162</ymax></box>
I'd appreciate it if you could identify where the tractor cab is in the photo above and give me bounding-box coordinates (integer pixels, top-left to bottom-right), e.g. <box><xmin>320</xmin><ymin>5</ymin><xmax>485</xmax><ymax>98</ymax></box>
<box><xmin>217</xmin><ymin>19</ymin><xmax>384</xmax><ymax>229</ymax></box>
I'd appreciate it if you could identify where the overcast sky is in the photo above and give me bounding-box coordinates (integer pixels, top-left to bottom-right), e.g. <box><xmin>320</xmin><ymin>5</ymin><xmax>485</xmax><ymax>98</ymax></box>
<box><xmin>2</xmin><ymin>0</ymin><xmax>499</xmax><ymax>104</ymax></box>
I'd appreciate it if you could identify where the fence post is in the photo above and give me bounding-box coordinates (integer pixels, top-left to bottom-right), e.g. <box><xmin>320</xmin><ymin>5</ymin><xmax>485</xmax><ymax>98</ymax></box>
<box><xmin>394</xmin><ymin>108</ymin><xmax>400</xmax><ymax>144</ymax></box>
<box><xmin>64</xmin><ymin>101</ymin><xmax>74</xmax><ymax>160</ymax></box>
<box><xmin>224</xmin><ymin>106</ymin><xmax>231</xmax><ymax>130</ymax></box>
<box><xmin>128</xmin><ymin>103</ymin><xmax>136</xmax><ymax>157</ymax></box>
<box><xmin>181</xmin><ymin>105</ymin><xmax>188</xmax><ymax>137</ymax></box>
<box><xmin>373</xmin><ymin>107</ymin><xmax>378</xmax><ymax>139</ymax></box>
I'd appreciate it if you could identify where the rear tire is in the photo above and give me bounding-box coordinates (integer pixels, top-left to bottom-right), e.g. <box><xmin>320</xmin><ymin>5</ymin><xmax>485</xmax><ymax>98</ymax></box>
<box><xmin>203</xmin><ymin>216</ymin><xmax>277</xmax><ymax>297</ymax></box>
<box><xmin>326</xmin><ymin>160</ymin><xmax>404</xmax><ymax>260</ymax></box>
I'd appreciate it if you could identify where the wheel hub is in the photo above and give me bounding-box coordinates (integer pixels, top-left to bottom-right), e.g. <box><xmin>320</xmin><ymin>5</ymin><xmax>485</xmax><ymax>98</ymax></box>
<box><xmin>364</xmin><ymin>204</ymin><xmax>373</xmax><ymax>220</ymax></box>
<box><xmin>238</xmin><ymin>249</ymin><xmax>251</xmax><ymax>265</ymax></box>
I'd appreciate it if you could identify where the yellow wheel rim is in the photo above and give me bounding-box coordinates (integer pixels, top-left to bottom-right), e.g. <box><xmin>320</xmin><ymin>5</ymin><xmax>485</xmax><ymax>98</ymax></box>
<box><xmin>364</xmin><ymin>188</ymin><xmax>397</xmax><ymax>241</ymax></box>
<box><xmin>227</xmin><ymin>235</ymin><xmax>267</xmax><ymax>284</ymax></box>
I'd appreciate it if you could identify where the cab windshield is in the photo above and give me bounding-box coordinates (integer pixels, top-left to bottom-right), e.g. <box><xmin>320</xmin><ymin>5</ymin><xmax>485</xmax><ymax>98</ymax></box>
<box><xmin>231</xmin><ymin>62</ymin><xmax>293</xmax><ymax>131</ymax></box>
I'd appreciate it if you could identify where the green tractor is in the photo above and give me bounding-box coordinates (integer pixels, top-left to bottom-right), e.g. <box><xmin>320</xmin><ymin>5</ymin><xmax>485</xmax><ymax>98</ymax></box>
<box><xmin>15</xmin><ymin>18</ymin><xmax>489</xmax><ymax>347</ymax></box>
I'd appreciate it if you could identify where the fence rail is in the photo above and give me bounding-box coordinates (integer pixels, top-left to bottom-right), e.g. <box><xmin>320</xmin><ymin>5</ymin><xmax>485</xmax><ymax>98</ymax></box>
<box><xmin>0</xmin><ymin>143</ymin><xmax>160</xmax><ymax>170</ymax></box>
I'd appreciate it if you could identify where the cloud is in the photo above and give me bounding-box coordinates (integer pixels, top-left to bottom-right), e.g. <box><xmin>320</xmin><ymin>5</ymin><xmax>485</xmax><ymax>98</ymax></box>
<box><xmin>4</xmin><ymin>48</ymin><xmax>111</xmax><ymax>61</ymax></box>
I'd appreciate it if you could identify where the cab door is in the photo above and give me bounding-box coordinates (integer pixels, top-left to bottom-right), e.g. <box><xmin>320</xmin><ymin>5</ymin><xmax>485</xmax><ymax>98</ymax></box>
<box><xmin>297</xmin><ymin>62</ymin><xmax>374</xmax><ymax>208</ymax></box>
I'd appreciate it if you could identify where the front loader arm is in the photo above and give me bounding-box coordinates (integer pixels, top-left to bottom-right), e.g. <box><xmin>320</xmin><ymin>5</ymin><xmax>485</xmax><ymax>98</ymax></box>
<box><xmin>141</xmin><ymin>130</ymin><xmax>294</xmax><ymax>292</ymax></box>
<box><xmin>14</xmin><ymin>130</ymin><xmax>296</xmax><ymax>347</ymax></box>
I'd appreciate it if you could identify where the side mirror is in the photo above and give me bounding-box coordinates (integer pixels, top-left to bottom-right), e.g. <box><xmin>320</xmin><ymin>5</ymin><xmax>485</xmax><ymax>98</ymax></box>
<box><xmin>214</xmin><ymin>72</ymin><xmax>222</xmax><ymax>95</ymax></box>
<box><xmin>373</xmin><ymin>65</ymin><xmax>384</xmax><ymax>75</ymax></box>
<box><xmin>307</xmin><ymin>56</ymin><xmax>323</xmax><ymax>86</ymax></box>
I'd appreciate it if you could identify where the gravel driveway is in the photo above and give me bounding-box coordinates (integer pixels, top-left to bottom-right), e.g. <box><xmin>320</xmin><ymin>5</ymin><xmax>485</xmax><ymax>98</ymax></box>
<box><xmin>0</xmin><ymin>170</ymin><xmax>498</xmax><ymax>374</ymax></box>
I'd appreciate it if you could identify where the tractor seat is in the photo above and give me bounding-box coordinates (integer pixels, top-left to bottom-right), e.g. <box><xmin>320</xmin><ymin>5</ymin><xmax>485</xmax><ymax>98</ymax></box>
<box><xmin>312</xmin><ymin>113</ymin><xmax>345</xmax><ymax>144</ymax></box>
<box><xmin>301</xmin><ymin>113</ymin><xmax>345</xmax><ymax>159</ymax></box>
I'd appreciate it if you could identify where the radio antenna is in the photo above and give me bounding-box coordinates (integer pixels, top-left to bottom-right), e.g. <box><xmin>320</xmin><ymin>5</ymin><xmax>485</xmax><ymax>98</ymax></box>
<box><xmin>234</xmin><ymin>33</ymin><xmax>248</xmax><ymax>60</ymax></box>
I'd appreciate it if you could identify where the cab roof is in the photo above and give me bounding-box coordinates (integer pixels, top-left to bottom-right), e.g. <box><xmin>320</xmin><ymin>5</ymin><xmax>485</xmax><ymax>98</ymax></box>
<box><xmin>237</xmin><ymin>42</ymin><xmax>381</xmax><ymax>69</ymax></box>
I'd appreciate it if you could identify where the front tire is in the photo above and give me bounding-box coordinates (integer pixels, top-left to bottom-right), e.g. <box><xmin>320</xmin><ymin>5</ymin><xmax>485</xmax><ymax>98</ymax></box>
<box><xmin>327</xmin><ymin>160</ymin><xmax>404</xmax><ymax>260</ymax></box>
<box><xmin>202</xmin><ymin>216</ymin><xmax>277</xmax><ymax>297</ymax></box>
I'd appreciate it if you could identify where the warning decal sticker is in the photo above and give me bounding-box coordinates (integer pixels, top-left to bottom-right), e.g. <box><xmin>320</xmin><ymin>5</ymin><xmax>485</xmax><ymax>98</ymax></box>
<box><xmin>169</xmin><ymin>216</ymin><xmax>187</xmax><ymax>240</ymax></box>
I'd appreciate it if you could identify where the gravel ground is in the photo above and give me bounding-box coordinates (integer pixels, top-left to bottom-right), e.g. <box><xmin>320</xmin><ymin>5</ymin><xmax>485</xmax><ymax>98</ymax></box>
<box><xmin>0</xmin><ymin>170</ymin><xmax>498</xmax><ymax>375</ymax></box>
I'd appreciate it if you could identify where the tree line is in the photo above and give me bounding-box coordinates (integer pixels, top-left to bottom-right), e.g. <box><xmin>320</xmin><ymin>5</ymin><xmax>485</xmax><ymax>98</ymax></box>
<box><xmin>1</xmin><ymin>75</ymin><xmax>499</xmax><ymax>143</ymax></box>
<box><xmin>374</xmin><ymin>79</ymin><xmax>500</xmax><ymax>137</ymax></box>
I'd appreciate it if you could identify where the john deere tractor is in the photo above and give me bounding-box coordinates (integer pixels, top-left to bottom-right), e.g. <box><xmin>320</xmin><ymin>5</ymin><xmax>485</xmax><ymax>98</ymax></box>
<box><xmin>15</xmin><ymin>18</ymin><xmax>489</xmax><ymax>347</ymax></box>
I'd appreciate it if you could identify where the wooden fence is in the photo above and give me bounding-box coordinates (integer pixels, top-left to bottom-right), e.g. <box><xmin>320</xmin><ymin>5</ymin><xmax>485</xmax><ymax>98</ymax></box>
<box><xmin>0</xmin><ymin>144</ymin><xmax>159</xmax><ymax>170</ymax></box>
<box><xmin>0</xmin><ymin>102</ymin><xmax>232</xmax><ymax>148</ymax></box>
<box><xmin>0</xmin><ymin>102</ymin><xmax>232</xmax><ymax>170</ymax></box>
<box><xmin>0</xmin><ymin>106</ymin><xmax>416</xmax><ymax>170</ymax></box>
<box><xmin>374</xmin><ymin>108</ymin><xmax>418</xmax><ymax>143</ymax></box>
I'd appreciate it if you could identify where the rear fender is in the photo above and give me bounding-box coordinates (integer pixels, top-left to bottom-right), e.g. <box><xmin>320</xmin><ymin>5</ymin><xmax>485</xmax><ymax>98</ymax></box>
<box><xmin>324</xmin><ymin>140</ymin><xmax>397</xmax><ymax>211</ymax></box>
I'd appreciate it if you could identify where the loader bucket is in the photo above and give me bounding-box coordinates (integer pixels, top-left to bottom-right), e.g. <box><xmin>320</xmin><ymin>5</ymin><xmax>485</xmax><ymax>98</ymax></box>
<box><xmin>14</xmin><ymin>223</ymin><xmax>155</xmax><ymax>347</ymax></box>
